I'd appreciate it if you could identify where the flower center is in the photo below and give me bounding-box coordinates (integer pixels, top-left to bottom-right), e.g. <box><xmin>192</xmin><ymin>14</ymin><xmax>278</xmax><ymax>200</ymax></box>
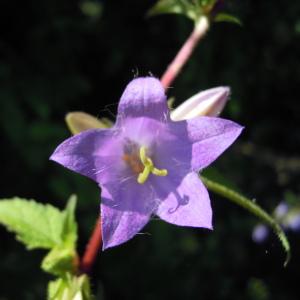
<box><xmin>122</xmin><ymin>145</ymin><xmax>168</xmax><ymax>184</ymax></box>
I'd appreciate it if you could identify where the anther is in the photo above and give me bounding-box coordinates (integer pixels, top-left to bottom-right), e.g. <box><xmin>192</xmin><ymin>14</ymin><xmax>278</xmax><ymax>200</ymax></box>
<box><xmin>137</xmin><ymin>146</ymin><xmax>168</xmax><ymax>184</ymax></box>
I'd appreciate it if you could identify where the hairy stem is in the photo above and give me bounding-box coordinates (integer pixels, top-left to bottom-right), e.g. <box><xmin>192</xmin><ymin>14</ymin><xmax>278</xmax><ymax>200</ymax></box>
<box><xmin>201</xmin><ymin>176</ymin><xmax>291</xmax><ymax>266</ymax></box>
<box><xmin>80</xmin><ymin>217</ymin><xmax>102</xmax><ymax>274</ymax></box>
<box><xmin>160</xmin><ymin>16</ymin><xmax>209</xmax><ymax>89</ymax></box>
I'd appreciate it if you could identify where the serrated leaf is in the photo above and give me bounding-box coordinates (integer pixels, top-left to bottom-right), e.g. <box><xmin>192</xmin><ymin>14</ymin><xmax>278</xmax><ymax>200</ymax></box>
<box><xmin>214</xmin><ymin>12</ymin><xmax>242</xmax><ymax>26</ymax></box>
<box><xmin>48</xmin><ymin>274</ymin><xmax>94</xmax><ymax>300</ymax></box>
<box><xmin>0</xmin><ymin>198</ymin><xmax>66</xmax><ymax>249</ymax></box>
<box><xmin>148</xmin><ymin>0</ymin><xmax>200</xmax><ymax>22</ymax></box>
<box><xmin>65</xmin><ymin>112</ymin><xmax>112</xmax><ymax>135</ymax></box>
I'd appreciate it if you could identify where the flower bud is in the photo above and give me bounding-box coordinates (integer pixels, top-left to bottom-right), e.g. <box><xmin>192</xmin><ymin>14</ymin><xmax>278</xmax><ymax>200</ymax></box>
<box><xmin>65</xmin><ymin>111</ymin><xmax>113</xmax><ymax>135</ymax></box>
<box><xmin>170</xmin><ymin>86</ymin><xmax>230</xmax><ymax>121</ymax></box>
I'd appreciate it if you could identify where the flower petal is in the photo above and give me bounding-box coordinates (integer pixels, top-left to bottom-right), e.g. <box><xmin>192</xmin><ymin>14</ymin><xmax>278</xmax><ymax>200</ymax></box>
<box><xmin>50</xmin><ymin>128</ymin><xmax>123</xmax><ymax>183</ymax></box>
<box><xmin>155</xmin><ymin>172</ymin><xmax>212</xmax><ymax>228</ymax></box>
<box><xmin>117</xmin><ymin>77</ymin><xmax>168</xmax><ymax>121</ymax></box>
<box><xmin>101</xmin><ymin>180</ymin><xmax>156</xmax><ymax>249</ymax></box>
<box><xmin>168</xmin><ymin>116</ymin><xmax>243</xmax><ymax>171</ymax></box>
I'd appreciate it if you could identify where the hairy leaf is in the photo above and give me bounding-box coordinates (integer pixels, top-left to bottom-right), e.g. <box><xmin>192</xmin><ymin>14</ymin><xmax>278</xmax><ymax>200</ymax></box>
<box><xmin>0</xmin><ymin>195</ymin><xmax>78</xmax><ymax>250</ymax></box>
<box><xmin>0</xmin><ymin>198</ymin><xmax>66</xmax><ymax>249</ymax></box>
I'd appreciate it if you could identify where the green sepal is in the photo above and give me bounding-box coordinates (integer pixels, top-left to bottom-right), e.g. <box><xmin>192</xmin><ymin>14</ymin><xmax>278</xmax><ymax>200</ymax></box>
<box><xmin>214</xmin><ymin>12</ymin><xmax>242</xmax><ymax>26</ymax></box>
<box><xmin>201</xmin><ymin>176</ymin><xmax>291</xmax><ymax>266</ymax></box>
<box><xmin>65</xmin><ymin>111</ymin><xmax>113</xmax><ymax>135</ymax></box>
<box><xmin>48</xmin><ymin>274</ymin><xmax>94</xmax><ymax>300</ymax></box>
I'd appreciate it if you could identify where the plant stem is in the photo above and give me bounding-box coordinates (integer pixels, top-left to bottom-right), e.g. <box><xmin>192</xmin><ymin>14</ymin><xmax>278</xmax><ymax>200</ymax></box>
<box><xmin>160</xmin><ymin>16</ymin><xmax>209</xmax><ymax>89</ymax></box>
<box><xmin>201</xmin><ymin>176</ymin><xmax>291</xmax><ymax>266</ymax></box>
<box><xmin>80</xmin><ymin>217</ymin><xmax>102</xmax><ymax>274</ymax></box>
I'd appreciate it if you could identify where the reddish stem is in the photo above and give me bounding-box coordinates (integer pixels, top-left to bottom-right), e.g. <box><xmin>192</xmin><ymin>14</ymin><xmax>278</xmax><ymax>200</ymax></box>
<box><xmin>160</xmin><ymin>17</ymin><xmax>209</xmax><ymax>89</ymax></box>
<box><xmin>80</xmin><ymin>217</ymin><xmax>102</xmax><ymax>274</ymax></box>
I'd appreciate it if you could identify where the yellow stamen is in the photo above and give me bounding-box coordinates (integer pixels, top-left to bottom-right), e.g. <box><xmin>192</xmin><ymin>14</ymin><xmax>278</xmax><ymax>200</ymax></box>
<box><xmin>137</xmin><ymin>146</ymin><xmax>168</xmax><ymax>184</ymax></box>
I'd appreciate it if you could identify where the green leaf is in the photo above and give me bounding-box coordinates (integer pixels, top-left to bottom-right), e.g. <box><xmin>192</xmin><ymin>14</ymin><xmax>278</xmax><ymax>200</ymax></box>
<box><xmin>61</xmin><ymin>195</ymin><xmax>78</xmax><ymax>248</ymax></box>
<box><xmin>65</xmin><ymin>111</ymin><xmax>113</xmax><ymax>135</ymax></box>
<box><xmin>42</xmin><ymin>246</ymin><xmax>77</xmax><ymax>276</ymax></box>
<box><xmin>80</xmin><ymin>1</ymin><xmax>102</xmax><ymax>19</ymax></box>
<box><xmin>48</xmin><ymin>274</ymin><xmax>94</xmax><ymax>300</ymax></box>
<box><xmin>148</xmin><ymin>0</ymin><xmax>200</xmax><ymax>22</ymax></box>
<box><xmin>0</xmin><ymin>198</ymin><xmax>66</xmax><ymax>249</ymax></box>
<box><xmin>0</xmin><ymin>196</ymin><xmax>79</xmax><ymax>275</ymax></box>
<box><xmin>201</xmin><ymin>176</ymin><xmax>291</xmax><ymax>266</ymax></box>
<box><xmin>42</xmin><ymin>195</ymin><xmax>78</xmax><ymax>276</ymax></box>
<box><xmin>214</xmin><ymin>13</ymin><xmax>242</xmax><ymax>26</ymax></box>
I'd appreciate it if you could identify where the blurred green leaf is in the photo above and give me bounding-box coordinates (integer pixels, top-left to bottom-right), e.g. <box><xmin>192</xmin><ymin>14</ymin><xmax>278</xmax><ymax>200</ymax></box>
<box><xmin>214</xmin><ymin>13</ymin><xmax>242</xmax><ymax>26</ymax></box>
<box><xmin>48</xmin><ymin>274</ymin><xmax>94</xmax><ymax>300</ymax></box>
<box><xmin>80</xmin><ymin>0</ymin><xmax>102</xmax><ymax>19</ymax></box>
<box><xmin>0</xmin><ymin>198</ymin><xmax>66</xmax><ymax>249</ymax></box>
<box><xmin>247</xmin><ymin>278</ymin><xmax>270</xmax><ymax>300</ymax></box>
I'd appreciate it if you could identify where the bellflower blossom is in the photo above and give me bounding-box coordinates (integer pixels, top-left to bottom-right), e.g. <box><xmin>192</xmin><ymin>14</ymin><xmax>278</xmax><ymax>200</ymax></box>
<box><xmin>50</xmin><ymin>77</ymin><xmax>243</xmax><ymax>249</ymax></box>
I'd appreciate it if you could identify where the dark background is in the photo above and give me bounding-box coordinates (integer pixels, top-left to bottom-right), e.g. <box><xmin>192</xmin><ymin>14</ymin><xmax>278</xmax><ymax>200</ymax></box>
<box><xmin>1</xmin><ymin>0</ymin><xmax>300</xmax><ymax>299</ymax></box>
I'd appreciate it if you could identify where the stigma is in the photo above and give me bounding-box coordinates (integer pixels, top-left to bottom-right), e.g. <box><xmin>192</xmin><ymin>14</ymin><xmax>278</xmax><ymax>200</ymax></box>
<box><xmin>122</xmin><ymin>143</ymin><xmax>168</xmax><ymax>184</ymax></box>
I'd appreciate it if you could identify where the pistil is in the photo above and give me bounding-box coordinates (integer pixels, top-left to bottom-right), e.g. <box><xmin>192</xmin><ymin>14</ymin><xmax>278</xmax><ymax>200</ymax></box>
<box><xmin>137</xmin><ymin>146</ymin><xmax>168</xmax><ymax>184</ymax></box>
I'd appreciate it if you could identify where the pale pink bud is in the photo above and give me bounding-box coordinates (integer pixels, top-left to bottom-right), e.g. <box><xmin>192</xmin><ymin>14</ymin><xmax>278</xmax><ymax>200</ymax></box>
<box><xmin>170</xmin><ymin>86</ymin><xmax>230</xmax><ymax>121</ymax></box>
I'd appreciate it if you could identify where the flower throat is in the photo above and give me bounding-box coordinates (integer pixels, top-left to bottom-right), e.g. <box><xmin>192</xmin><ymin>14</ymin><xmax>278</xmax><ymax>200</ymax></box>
<box><xmin>123</xmin><ymin>145</ymin><xmax>168</xmax><ymax>184</ymax></box>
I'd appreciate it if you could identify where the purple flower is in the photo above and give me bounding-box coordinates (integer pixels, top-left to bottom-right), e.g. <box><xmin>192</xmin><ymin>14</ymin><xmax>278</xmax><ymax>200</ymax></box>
<box><xmin>50</xmin><ymin>77</ymin><xmax>243</xmax><ymax>249</ymax></box>
<box><xmin>286</xmin><ymin>213</ymin><xmax>300</xmax><ymax>231</ymax></box>
<box><xmin>274</xmin><ymin>202</ymin><xmax>289</xmax><ymax>219</ymax></box>
<box><xmin>252</xmin><ymin>224</ymin><xmax>269</xmax><ymax>243</ymax></box>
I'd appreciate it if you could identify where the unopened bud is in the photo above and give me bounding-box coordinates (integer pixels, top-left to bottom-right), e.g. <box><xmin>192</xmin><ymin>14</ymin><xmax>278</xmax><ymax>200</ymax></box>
<box><xmin>65</xmin><ymin>111</ymin><xmax>113</xmax><ymax>135</ymax></box>
<box><xmin>170</xmin><ymin>86</ymin><xmax>230</xmax><ymax>121</ymax></box>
